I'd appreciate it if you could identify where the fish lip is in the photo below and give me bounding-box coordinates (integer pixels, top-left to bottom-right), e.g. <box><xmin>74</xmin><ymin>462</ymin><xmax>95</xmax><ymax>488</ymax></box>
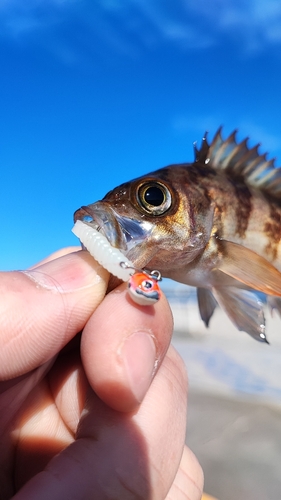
<box><xmin>74</xmin><ymin>202</ymin><xmax>154</xmax><ymax>254</ymax></box>
<box><xmin>74</xmin><ymin>203</ymin><xmax>126</xmax><ymax>249</ymax></box>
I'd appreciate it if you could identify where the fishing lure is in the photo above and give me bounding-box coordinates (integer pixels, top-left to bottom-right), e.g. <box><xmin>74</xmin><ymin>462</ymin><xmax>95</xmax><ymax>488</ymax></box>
<box><xmin>122</xmin><ymin>264</ymin><xmax>162</xmax><ymax>306</ymax></box>
<box><xmin>72</xmin><ymin>219</ymin><xmax>162</xmax><ymax>305</ymax></box>
<box><xmin>72</xmin><ymin>220</ymin><xmax>134</xmax><ymax>281</ymax></box>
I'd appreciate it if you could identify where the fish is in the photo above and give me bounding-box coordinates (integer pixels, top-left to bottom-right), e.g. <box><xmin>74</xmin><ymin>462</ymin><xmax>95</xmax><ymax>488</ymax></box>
<box><xmin>74</xmin><ymin>127</ymin><xmax>281</xmax><ymax>342</ymax></box>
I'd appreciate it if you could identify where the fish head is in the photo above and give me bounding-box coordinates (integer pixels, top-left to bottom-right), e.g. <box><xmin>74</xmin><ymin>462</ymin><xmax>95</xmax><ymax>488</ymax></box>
<box><xmin>74</xmin><ymin>165</ymin><xmax>214</xmax><ymax>274</ymax></box>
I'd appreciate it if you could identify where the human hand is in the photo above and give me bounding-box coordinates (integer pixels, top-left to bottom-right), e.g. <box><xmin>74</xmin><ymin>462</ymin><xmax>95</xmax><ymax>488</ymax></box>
<box><xmin>0</xmin><ymin>249</ymin><xmax>203</xmax><ymax>499</ymax></box>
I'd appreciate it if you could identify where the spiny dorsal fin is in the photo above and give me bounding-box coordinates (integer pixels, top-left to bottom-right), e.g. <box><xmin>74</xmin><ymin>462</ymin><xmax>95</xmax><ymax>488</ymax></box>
<box><xmin>193</xmin><ymin>132</ymin><xmax>209</xmax><ymax>164</ymax></box>
<box><xmin>195</xmin><ymin>127</ymin><xmax>281</xmax><ymax>199</ymax></box>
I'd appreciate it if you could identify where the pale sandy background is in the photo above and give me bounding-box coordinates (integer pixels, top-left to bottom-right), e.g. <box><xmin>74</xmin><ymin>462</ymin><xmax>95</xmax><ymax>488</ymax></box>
<box><xmin>168</xmin><ymin>287</ymin><xmax>281</xmax><ymax>500</ymax></box>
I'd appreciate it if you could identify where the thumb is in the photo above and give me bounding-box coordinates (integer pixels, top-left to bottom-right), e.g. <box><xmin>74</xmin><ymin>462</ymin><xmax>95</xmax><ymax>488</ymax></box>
<box><xmin>0</xmin><ymin>250</ymin><xmax>109</xmax><ymax>379</ymax></box>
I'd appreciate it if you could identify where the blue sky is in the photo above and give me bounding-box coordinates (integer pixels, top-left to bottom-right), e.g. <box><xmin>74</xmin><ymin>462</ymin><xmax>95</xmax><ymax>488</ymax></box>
<box><xmin>1</xmin><ymin>0</ymin><xmax>281</xmax><ymax>270</ymax></box>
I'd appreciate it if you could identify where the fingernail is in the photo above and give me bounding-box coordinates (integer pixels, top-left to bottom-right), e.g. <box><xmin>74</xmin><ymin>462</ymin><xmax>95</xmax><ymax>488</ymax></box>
<box><xmin>21</xmin><ymin>252</ymin><xmax>108</xmax><ymax>293</ymax></box>
<box><xmin>122</xmin><ymin>331</ymin><xmax>157</xmax><ymax>403</ymax></box>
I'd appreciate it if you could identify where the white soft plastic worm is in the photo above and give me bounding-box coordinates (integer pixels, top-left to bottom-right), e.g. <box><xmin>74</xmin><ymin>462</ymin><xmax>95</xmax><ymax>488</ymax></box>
<box><xmin>72</xmin><ymin>220</ymin><xmax>134</xmax><ymax>281</ymax></box>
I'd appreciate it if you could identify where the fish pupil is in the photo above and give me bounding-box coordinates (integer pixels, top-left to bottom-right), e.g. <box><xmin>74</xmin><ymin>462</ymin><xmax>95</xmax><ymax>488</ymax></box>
<box><xmin>144</xmin><ymin>186</ymin><xmax>165</xmax><ymax>206</ymax></box>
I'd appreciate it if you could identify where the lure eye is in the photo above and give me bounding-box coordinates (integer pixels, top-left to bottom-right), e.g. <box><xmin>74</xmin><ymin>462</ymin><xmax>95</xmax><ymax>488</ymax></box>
<box><xmin>137</xmin><ymin>182</ymin><xmax>172</xmax><ymax>215</ymax></box>
<box><xmin>141</xmin><ymin>279</ymin><xmax>153</xmax><ymax>290</ymax></box>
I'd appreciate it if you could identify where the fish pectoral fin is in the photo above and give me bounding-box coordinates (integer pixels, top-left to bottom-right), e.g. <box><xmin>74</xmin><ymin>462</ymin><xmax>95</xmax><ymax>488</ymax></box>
<box><xmin>212</xmin><ymin>286</ymin><xmax>267</xmax><ymax>342</ymax></box>
<box><xmin>197</xmin><ymin>288</ymin><xmax>217</xmax><ymax>327</ymax></box>
<box><xmin>217</xmin><ymin>239</ymin><xmax>281</xmax><ymax>296</ymax></box>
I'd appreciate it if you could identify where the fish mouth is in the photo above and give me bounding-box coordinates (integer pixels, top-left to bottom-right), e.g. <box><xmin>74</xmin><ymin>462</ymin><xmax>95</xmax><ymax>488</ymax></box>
<box><xmin>74</xmin><ymin>202</ymin><xmax>153</xmax><ymax>256</ymax></box>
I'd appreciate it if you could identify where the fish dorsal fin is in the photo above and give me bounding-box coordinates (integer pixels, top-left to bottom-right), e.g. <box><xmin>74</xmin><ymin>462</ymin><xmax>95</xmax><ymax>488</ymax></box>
<box><xmin>195</xmin><ymin>127</ymin><xmax>281</xmax><ymax>200</ymax></box>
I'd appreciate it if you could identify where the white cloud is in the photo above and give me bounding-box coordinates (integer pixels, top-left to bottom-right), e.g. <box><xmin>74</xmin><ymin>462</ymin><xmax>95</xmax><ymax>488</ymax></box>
<box><xmin>1</xmin><ymin>0</ymin><xmax>281</xmax><ymax>56</ymax></box>
<box><xmin>5</xmin><ymin>17</ymin><xmax>41</xmax><ymax>37</ymax></box>
<box><xmin>0</xmin><ymin>0</ymin><xmax>79</xmax><ymax>36</ymax></box>
<box><xmin>186</xmin><ymin>0</ymin><xmax>281</xmax><ymax>53</ymax></box>
<box><xmin>130</xmin><ymin>0</ymin><xmax>281</xmax><ymax>53</ymax></box>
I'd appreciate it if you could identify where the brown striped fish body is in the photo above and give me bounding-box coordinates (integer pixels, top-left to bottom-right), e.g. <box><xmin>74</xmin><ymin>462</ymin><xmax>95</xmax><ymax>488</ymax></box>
<box><xmin>74</xmin><ymin>129</ymin><xmax>281</xmax><ymax>342</ymax></box>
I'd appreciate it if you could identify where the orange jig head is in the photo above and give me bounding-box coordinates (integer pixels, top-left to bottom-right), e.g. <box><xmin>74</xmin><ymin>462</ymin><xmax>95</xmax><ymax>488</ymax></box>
<box><xmin>128</xmin><ymin>270</ymin><xmax>162</xmax><ymax>306</ymax></box>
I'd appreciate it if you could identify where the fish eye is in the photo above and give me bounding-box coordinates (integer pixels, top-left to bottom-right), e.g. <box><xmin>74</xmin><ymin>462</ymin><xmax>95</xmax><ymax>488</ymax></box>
<box><xmin>137</xmin><ymin>182</ymin><xmax>172</xmax><ymax>215</ymax></box>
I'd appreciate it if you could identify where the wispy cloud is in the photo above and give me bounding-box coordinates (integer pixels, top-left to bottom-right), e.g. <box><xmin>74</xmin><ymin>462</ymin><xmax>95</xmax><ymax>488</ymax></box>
<box><xmin>94</xmin><ymin>0</ymin><xmax>281</xmax><ymax>54</ymax></box>
<box><xmin>1</xmin><ymin>0</ymin><xmax>281</xmax><ymax>56</ymax></box>
<box><xmin>185</xmin><ymin>0</ymin><xmax>281</xmax><ymax>53</ymax></box>
<box><xmin>0</xmin><ymin>0</ymin><xmax>79</xmax><ymax>37</ymax></box>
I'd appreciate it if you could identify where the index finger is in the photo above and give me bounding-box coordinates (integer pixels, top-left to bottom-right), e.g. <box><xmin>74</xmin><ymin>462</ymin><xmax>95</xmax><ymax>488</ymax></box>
<box><xmin>81</xmin><ymin>282</ymin><xmax>174</xmax><ymax>412</ymax></box>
